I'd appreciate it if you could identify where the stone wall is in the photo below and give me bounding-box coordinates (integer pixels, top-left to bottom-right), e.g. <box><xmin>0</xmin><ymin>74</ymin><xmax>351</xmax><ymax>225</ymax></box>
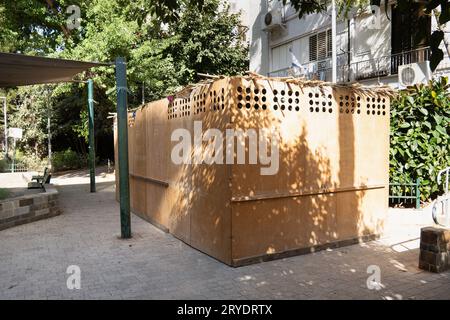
<box><xmin>419</xmin><ymin>227</ymin><xmax>450</xmax><ymax>273</ymax></box>
<box><xmin>0</xmin><ymin>185</ymin><xmax>62</xmax><ymax>231</ymax></box>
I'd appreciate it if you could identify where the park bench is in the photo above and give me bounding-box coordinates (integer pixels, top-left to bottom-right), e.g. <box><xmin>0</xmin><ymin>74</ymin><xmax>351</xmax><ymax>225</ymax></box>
<box><xmin>31</xmin><ymin>167</ymin><xmax>49</xmax><ymax>181</ymax></box>
<box><xmin>28</xmin><ymin>167</ymin><xmax>51</xmax><ymax>190</ymax></box>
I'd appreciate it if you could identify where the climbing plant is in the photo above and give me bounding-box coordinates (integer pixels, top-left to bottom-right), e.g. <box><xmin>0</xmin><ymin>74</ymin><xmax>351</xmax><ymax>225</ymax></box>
<box><xmin>390</xmin><ymin>77</ymin><xmax>450</xmax><ymax>201</ymax></box>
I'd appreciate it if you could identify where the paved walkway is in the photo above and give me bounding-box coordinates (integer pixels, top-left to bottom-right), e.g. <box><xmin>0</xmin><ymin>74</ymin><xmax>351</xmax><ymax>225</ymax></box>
<box><xmin>0</xmin><ymin>170</ymin><xmax>449</xmax><ymax>300</ymax></box>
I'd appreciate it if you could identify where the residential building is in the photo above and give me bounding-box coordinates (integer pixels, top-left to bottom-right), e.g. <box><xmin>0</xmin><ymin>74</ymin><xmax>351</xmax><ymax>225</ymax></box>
<box><xmin>236</xmin><ymin>0</ymin><xmax>450</xmax><ymax>88</ymax></box>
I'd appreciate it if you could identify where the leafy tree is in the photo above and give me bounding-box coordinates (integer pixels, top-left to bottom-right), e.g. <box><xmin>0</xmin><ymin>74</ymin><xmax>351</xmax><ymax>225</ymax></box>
<box><xmin>166</xmin><ymin>1</ymin><xmax>249</xmax><ymax>84</ymax></box>
<box><xmin>7</xmin><ymin>86</ymin><xmax>50</xmax><ymax>159</ymax></box>
<box><xmin>390</xmin><ymin>77</ymin><xmax>450</xmax><ymax>201</ymax></box>
<box><xmin>0</xmin><ymin>0</ymin><xmax>88</xmax><ymax>53</ymax></box>
<box><xmin>0</xmin><ymin>0</ymin><xmax>249</xmax><ymax>163</ymax></box>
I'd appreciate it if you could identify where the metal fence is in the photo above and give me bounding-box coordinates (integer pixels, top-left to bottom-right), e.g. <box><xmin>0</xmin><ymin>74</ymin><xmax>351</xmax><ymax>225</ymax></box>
<box><xmin>5</xmin><ymin>163</ymin><xmax>29</xmax><ymax>173</ymax></box>
<box><xmin>389</xmin><ymin>178</ymin><xmax>421</xmax><ymax>209</ymax></box>
<box><xmin>432</xmin><ymin>167</ymin><xmax>450</xmax><ymax>226</ymax></box>
<box><xmin>437</xmin><ymin>167</ymin><xmax>450</xmax><ymax>195</ymax></box>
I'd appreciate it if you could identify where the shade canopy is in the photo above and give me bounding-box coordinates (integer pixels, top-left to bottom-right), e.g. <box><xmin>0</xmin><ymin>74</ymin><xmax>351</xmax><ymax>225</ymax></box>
<box><xmin>0</xmin><ymin>52</ymin><xmax>110</xmax><ymax>87</ymax></box>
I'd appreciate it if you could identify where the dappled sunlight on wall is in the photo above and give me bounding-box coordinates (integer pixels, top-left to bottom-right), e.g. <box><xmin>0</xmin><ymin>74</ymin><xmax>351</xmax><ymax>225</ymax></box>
<box><xmin>115</xmin><ymin>75</ymin><xmax>391</xmax><ymax>266</ymax></box>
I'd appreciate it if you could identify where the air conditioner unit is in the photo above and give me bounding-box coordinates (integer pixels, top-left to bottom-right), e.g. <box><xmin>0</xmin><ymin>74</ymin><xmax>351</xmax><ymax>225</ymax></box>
<box><xmin>398</xmin><ymin>61</ymin><xmax>432</xmax><ymax>87</ymax></box>
<box><xmin>262</xmin><ymin>3</ymin><xmax>285</xmax><ymax>31</ymax></box>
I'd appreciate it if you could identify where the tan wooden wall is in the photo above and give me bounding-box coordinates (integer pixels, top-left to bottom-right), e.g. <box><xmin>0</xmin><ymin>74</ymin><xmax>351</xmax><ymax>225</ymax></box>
<box><xmin>115</xmin><ymin>76</ymin><xmax>390</xmax><ymax>266</ymax></box>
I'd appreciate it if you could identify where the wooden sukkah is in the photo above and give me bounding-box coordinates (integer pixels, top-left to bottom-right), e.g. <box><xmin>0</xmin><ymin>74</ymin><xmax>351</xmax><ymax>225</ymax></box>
<box><xmin>114</xmin><ymin>74</ymin><xmax>393</xmax><ymax>266</ymax></box>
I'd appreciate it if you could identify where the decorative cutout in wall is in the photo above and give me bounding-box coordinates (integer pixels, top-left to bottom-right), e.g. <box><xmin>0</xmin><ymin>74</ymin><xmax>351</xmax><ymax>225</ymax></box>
<box><xmin>366</xmin><ymin>96</ymin><xmax>387</xmax><ymax>116</ymax></box>
<box><xmin>308</xmin><ymin>91</ymin><xmax>334</xmax><ymax>113</ymax></box>
<box><xmin>236</xmin><ymin>86</ymin><xmax>270</xmax><ymax>111</ymax></box>
<box><xmin>168</xmin><ymin>97</ymin><xmax>192</xmax><ymax>119</ymax></box>
<box><xmin>273</xmin><ymin>88</ymin><xmax>302</xmax><ymax>112</ymax></box>
<box><xmin>337</xmin><ymin>94</ymin><xmax>361</xmax><ymax>114</ymax></box>
<box><xmin>210</xmin><ymin>88</ymin><xmax>225</xmax><ymax>111</ymax></box>
<box><xmin>193</xmin><ymin>92</ymin><xmax>207</xmax><ymax>115</ymax></box>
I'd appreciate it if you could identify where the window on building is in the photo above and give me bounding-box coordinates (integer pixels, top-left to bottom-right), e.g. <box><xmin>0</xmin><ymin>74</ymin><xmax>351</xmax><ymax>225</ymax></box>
<box><xmin>309</xmin><ymin>29</ymin><xmax>332</xmax><ymax>62</ymax></box>
<box><xmin>391</xmin><ymin>3</ymin><xmax>431</xmax><ymax>54</ymax></box>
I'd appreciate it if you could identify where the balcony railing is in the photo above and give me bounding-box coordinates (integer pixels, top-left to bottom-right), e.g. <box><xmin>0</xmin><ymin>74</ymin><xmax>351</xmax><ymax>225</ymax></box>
<box><xmin>343</xmin><ymin>47</ymin><xmax>434</xmax><ymax>82</ymax></box>
<box><xmin>268</xmin><ymin>53</ymin><xmax>349</xmax><ymax>82</ymax></box>
<box><xmin>268</xmin><ymin>47</ymin><xmax>450</xmax><ymax>83</ymax></box>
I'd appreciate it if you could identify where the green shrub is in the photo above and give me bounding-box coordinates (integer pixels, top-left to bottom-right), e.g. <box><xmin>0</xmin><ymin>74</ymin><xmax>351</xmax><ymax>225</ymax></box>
<box><xmin>0</xmin><ymin>158</ymin><xmax>7</xmax><ymax>172</ymax></box>
<box><xmin>52</xmin><ymin>149</ymin><xmax>87</xmax><ymax>172</ymax></box>
<box><xmin>13</xmin><ymin>151</ymin><xmax>47</xmax><ymax>171</ymax></box>
<box><xmin>390</xmin><ymin>77</ymin><xmax>450</xmax><ymax>202</ymax></box>
<box><xmin>0</xmin><ymin>150</ymin><xmax>47</xmax><ymax>172</ymax></box>
<box><xmin>0</xmin><ymin>188</ymin><xmax>10</xmax><ymax>200</ymax></box>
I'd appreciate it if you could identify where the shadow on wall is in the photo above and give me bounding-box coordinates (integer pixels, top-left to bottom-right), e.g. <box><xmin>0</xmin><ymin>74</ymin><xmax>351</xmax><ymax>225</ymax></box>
<box><xmin>121</xmin><ymin>76</ymin><xmax>389</xmax><ymax>266</ymax></box>
<box><xmin>227</xmin><ymin>80</ymin><xmax>383</xmax><ymax>265</ymax></box>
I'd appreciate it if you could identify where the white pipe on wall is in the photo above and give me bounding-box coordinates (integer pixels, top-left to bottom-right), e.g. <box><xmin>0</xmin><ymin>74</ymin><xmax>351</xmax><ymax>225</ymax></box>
<box><xmin>331</xmin><ymin>0</ymin><xmax>337</xmax><ymax>83</ymax></box>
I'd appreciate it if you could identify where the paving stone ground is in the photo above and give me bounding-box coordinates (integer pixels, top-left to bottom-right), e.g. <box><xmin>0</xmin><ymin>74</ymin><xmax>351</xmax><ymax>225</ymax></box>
<box><xmin>0</xmin><ymin>170</ymin><xmax>449</xmax><ymax>300</ymax></box>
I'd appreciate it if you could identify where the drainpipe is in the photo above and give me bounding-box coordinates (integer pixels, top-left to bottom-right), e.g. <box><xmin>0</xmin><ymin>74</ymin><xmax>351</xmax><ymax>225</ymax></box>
<box><xmin>347</xmin><ymin>17</ymin><xmax>352</xmax><ymax>82</ymax></box>
<box><xmin>331</xmin><ymin>0</ymin><xmax>337</xmax><ymax>83</ymax></box>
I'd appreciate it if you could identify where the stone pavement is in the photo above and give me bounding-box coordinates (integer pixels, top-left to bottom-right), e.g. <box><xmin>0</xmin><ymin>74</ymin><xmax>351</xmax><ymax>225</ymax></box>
<box><xmin>0</xmin><ymin>169</ymin><xmax>449</xmax><ymax>300</ymax></box>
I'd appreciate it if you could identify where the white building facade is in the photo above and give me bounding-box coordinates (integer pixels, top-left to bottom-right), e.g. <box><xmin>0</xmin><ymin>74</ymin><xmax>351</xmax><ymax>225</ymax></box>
<box><xmin>234</xmin><ymin>0</ymin><xmax>450</xmax><ymax>88</ymax></box>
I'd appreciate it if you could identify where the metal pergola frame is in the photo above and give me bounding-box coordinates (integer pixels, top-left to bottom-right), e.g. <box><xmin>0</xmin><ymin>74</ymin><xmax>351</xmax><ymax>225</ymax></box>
<box><xmin>0</xmin><ymin>53</ymin><xmax>131</xmax><ymax>239</ymax></box>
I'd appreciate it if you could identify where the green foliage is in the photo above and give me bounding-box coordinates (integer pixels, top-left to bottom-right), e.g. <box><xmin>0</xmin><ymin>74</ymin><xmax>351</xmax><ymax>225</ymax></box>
<box><xmin>0</xmin><ymin>157</ymin><xmax>7</xmax><ymax>172</ymax></box>
<box><xmin>14</xmin><ymin>150</ymin><xmax>47</xmax><ymax>171</ymax></box>
<box><xmin>390</xmin><ymin>77</ymin><xmax>450</xmax><ymax>201</ymax></box>
<box><xmin>0</xmin><ymin>0</ymin><xmax>249</xmax><ymax>163</ymax></box>
<box><xmin>7</xmin><ymin>85</ymin><xmax>50</xmax><ymax>159</ymax></box>
<box><xmin>0</xmin><ymin>5</ymin><xmax>17</xmax><ymax>52</ymax></box>
<box><xmin>52</xmin><ymin>148</ymin><xmax>87</xmax><ymax>172</ymax></box>
<box><xmin>0</xmin><ymin>0</ymin><xmax>87</xmax><ymax>53</ymax></box>
<box><xmin>0</xmin><ymin>188</ymin><xmax>10</xmax><ymax>200</ymax></box>
<box><xmin>72</xmin><ymin>109</ymin><xmax>89</xmax><ymax>143</ymax></box>
<box><xmin>166</xmin><ymin>1</ymin><xmax>249</xmax><ymax>84</ymax></box>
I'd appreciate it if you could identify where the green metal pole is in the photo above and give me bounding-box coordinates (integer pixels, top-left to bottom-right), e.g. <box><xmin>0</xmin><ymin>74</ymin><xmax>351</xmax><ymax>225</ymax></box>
<box><xmin>115</xmin><ymin>57</ymin><xmax>131</xmax><ymax>238</ymax></box>
<box><xmin>416</xmin><ymin>178</ymin><xmax>421</xmax><ymax>209</ymax></box>
<box><xmin>88</xmin><ymin>79</ymin><xmax>96</xmax><ymax>193</ymax></box>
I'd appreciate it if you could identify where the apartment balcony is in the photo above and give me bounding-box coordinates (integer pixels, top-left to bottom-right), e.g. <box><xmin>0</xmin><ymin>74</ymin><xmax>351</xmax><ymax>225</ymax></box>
<box><xmin>341</xmin><ymin>47</ymin><xmax>450</xmax><ymax>83</ymax></box>
<box><xmin>268</xmin><ymin>47</ymin><xmax>450</xmax><ymax>84</ymax></box>
<box><xmin>268</xmin><ymin>54</ymin><xmax>348</xmax><ymax>82</ymax></box>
